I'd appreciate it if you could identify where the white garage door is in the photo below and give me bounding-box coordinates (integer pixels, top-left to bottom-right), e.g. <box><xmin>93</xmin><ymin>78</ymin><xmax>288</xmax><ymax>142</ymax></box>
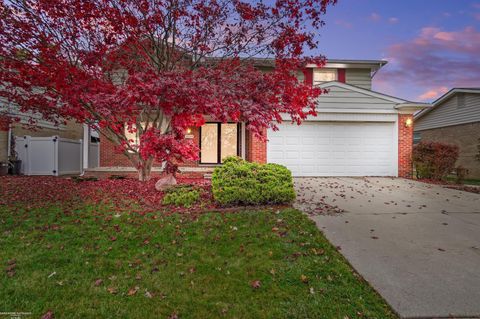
<box><xmin>267</xmin><ymin>122</ymin><xmax>397</xmax><ymax>177</ymax></box>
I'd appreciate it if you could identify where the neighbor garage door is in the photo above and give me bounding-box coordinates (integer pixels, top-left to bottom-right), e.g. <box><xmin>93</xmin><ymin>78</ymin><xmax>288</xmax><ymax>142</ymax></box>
<box><xmin>267</xmin><ymin>122</ymin><xmax>397</xmax><ymax>176</ymax></box>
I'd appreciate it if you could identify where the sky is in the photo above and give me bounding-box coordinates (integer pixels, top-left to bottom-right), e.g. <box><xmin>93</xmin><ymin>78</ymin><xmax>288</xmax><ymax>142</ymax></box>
<box><xmin>314</xmin><ymin>0</ymin><xmax>480</xmax><ymax>102</ymax></box>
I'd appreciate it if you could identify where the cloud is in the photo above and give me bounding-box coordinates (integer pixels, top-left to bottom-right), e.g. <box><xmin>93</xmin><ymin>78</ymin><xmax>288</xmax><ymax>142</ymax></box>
<box><xmin>376</xmin><ymin>26</ymin><xmax>480</xmax><ymax>101</ymax></box>
<box><xmin>388</xmin><ymin>17</ymin><xmax>399</xmax><ymax>24</ymax></box>
<box><xmin>473</xmin><ymin>3</ymin><xmax>480</xmax><ymax>9</ymax></box>
<box><xmin>475</xmin><ymin>13</ymin><xmax>480</xmax><ymax>21</ymax></box>
<box><xmin>418</xmin><ymin>87</ymin><xmax>449</xmax><ymax>101</ymax></box>
<box><xmin>369</xmin><ymin>12</ymin><xmax>381</xmax><ymax>21</ymax></box>
<box><xmin>335</xmin><ymin>19</ymin><xmax>352</xmax><ymax>29</ymax></box>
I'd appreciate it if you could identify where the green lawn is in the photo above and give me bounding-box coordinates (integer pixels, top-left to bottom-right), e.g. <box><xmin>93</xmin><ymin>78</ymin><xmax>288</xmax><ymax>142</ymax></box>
<box><xmin>1</xmin><ymin>204</ymin><xmax>395</xmax><ymax>318</ymax></box>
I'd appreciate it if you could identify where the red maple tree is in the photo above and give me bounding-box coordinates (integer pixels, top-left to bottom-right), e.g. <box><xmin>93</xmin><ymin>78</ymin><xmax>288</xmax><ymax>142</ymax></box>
<box><xmin>0</xmin><ymin>0</ymin><xmax>335</xmax><ymax>181</ymax></box>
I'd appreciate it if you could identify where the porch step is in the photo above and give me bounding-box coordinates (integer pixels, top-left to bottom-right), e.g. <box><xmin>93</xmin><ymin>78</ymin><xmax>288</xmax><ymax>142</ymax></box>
<box><xmin>203</xmin><ymin>173</ymin><xmax>213</xmax><ymax>179</ymax></box>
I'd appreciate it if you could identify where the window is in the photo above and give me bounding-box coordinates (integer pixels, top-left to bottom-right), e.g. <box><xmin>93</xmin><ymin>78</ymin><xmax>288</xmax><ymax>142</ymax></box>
<box><xmin>125</xmin><ymin>124</ymin><xmax>141</xmax><ymax>147</ymax></box>
<box><xmin>124</xmin><ymin>122</ymin><xmax>150</xmax><ymax>148</ymax></box>
<box><xmin>200</xmin><ymin>123</ymin><xmax>239</xmax><ymax>164</ymax></box>
<box><xmin>313</xmin><ymin>69</ymin><xmax>337</xmax><ymax>85</ymax></box>
<box><xmin>413</xmin><ymin>132</ymin><xmax>421</xmax><ymax>144</ymax></box>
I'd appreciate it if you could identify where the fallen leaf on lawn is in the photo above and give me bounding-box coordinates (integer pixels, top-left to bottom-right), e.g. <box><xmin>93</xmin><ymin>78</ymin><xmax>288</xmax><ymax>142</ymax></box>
<box><xmin>107</xmin><ymin>287</ymin><xmax>118</xmax><ymax>294</ymax></box>
<box><xmin>144</xmin><ymin>290</ymin><xmax>153</xmax><ymax>298</ymax></box>
<box><xmin>94</xmin><ymin>279</ymin><xmax>103</xmax><ymax>286</ymax></box>
<box><xmin>300</xmin><ymin>275</ymin><xmax>308</xmax><ymax>283</ymax></box>
<box><xmin>48</xmin><ymin>271</ymin><xmax>56</xmax><ymax>278</ymax></box>
<box><xmin>250</xmin><ymin>280</ymin><xmax>261</xmax><ymax>289</ymax></box>
<box><xmin>135</xmin><ymin>274</ymin><xmax>142</xmax><ymax>280</ymax></box>
<box><xmin>309</xmin><ymin>287</ymin><xmax>315</xmax><ymax>294</ymax></box>
<box><xmin>5</xmin><ymin>264</ymin><xmax>16</xmax><ymax>272</ymax></box>
<box><xmin>270</xmin><ymin>269</ymin><xmax>276</xmax><ymax>276</ymax></box>
<box><xmin>169</xmin><ymin>312</ymin><xmax>179</xmax><ymax>319</ymax></box>
<box><xmin>41</xmin><ymin>310</ymin><xmax>54</xmax><ymax>319</ymax></box>
<box><xmin>127</xmin><ymin>286</ymin><xmax>139</xmax><ymax>296</ymax></box>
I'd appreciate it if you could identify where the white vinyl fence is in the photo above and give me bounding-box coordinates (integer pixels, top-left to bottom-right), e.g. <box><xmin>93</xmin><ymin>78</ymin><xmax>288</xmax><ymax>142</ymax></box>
<box><xmin>15</xmin><ymin>136</ymin><xmax>83</xmax><ymax>176</ymax></box>
<box><xmin>88</xmin><ymin>142</ymin><xmax>100</xmax><ymax>168</ymax></box>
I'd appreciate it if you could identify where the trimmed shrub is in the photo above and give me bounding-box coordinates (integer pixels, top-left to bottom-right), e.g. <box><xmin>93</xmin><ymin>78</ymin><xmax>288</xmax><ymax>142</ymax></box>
<box><xmin>162</xmin><ymin>185</ymin><xmax>200</xmax><ymax>208</ymax></box>
<box><xmin>413</xmin><ymin>141</ymin><xmax>459</xmax><ymax>180</ymax></box>
<box><xmin>212</xmin><ymin>156</ymin><xmax>296</xmax><ymax>206</ymax></box>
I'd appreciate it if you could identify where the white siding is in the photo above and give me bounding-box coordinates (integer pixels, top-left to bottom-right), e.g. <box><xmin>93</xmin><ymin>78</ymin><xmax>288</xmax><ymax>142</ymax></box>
<box><xmin>316</xmin><ymin>86</ymin><xmax>398</xmax><ymax>110</ymax></box>
<box><xmin>415</xmin><ymin>93</ymin><xmax>480</xmax><ymax>131</ymax></box>
<box><xmin>345</xmin><ymin>69</ymin><xmax>372</xmax><ymax>90</ymax></box>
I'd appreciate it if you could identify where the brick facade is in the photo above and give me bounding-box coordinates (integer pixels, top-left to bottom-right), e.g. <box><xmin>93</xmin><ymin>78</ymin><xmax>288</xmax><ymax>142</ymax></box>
<box><xmin>99</xmin><ymin>127</ymin><xmax>201</xmax><ymax>168</ymax></box>
<box><xmin>0</xmin><ymin>128</ymin><xmax>7</xmax><ymax>162</ymax></box>
<box><xmin>398</xmin><ymin>114</ymin><xmax>414</xmax><ymax>178</ymax></box>
<box><xmin>416</xmin><ymin>122</ymin><xmax>480</xmax><ymax>179</ymax></box>
<box><xmin>98</xmin><ymin>124</ymin><xmax>259</xmax><ymax>170</ymax></box>
<box><xmin>98</xmin><ymin>117</ymin><xmax>415</xmax><ymax>178</ymax></box>
<box><xmin>246</xmin><ymin>128</ymin><xmax>267</xmax><ymax>163</ymax></box>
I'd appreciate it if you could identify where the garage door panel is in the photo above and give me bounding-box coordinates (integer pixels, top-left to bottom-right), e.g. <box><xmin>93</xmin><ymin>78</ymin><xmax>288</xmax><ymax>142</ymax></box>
<box><xmin>267</xmin><ymin>122</ymin><xmax>396</xmax><ymax>177</ymax></box>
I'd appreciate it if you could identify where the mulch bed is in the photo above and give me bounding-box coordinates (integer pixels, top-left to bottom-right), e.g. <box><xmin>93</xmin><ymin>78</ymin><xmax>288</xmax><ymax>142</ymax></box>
<box><xmin>0</xmin><ymin>176</ymin><xmax>215</xmax><ymax>213</ymax></box>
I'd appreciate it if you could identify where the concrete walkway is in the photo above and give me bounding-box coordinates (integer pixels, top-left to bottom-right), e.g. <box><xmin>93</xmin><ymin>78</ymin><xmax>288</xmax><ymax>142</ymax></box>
<box><xmin>295</xmin><ymin>177</ymin><xmax>480</xmax><ymax>319</ymax></box>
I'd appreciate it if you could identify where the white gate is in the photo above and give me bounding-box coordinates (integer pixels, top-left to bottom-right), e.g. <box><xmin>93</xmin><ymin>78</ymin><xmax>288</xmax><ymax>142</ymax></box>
<box><xmin>88</xmin><ymin>142</ymin><xmax>100</xmax><ymax>168</ymax></box>
<box><xmin>15</xmin><ymin>136</ymin><xmax>82</xmax><ymax>176</ymax></box>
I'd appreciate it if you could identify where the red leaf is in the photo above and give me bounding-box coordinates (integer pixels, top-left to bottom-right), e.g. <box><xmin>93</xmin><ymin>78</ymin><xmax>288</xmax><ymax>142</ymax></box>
<box><xmin>41</xmin><ymin>310</ymin><xmax>54</xmax><ymax>319</ymax></box>
<box><xmin>250</xmin><ymin>280</ymin><xmax>261</xmax><ymax>289</ymax></box>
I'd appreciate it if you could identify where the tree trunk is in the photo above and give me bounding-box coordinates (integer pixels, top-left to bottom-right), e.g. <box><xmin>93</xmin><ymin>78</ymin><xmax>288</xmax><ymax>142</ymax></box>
<box><xmin>137</xmin><ymin>158</ymin><xmax>153</xmax><ymax>181</ymax></box>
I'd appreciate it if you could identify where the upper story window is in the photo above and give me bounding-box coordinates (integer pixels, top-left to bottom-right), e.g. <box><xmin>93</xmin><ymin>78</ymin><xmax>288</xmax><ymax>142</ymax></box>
<box><xmin>313</xmin><ymin>69</ymin><xmax>337</xmax><ymax>85</ymax></box>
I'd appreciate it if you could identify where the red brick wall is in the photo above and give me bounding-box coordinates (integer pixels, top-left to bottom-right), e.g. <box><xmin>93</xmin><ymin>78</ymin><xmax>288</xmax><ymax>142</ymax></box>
<box><xmin>398</xmin><ymin>114</ymin><xmax>413</xmax><ymax>178</ymax></box>
<box><xmin>99</xmin><ymin>125</ymin><xmax>266</xmax><ymax>168</ymax></box>
<box><xmin>246</xmin><ymin>128</ymin><xmax>267</xmax><ymax>163</ymax></box>
<box><xmin>99</xmin><ymin>127</ymin><xmax>201</xmax><ymax>167</ymax></box>
<box><xmin>99</xmin><ymin>137</ymin><xmax>131</xmax><ymax>167</ymax></box>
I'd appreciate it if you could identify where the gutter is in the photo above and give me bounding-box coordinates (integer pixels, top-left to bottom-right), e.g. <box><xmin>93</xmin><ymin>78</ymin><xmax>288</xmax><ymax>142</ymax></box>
<box><xmin>395</xmin><ymin>103</ymin><xmax>431</xmax><ymax>114</ymax></box>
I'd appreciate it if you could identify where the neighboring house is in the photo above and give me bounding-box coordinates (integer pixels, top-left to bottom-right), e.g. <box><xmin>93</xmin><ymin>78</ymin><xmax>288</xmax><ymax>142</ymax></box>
<box><xmin>87</xmin><ymin>59</ymin><xmax>429</xmax><ymax>179</ymax></box>
<box><xmin>414</xmin><ymin>88</ymin><xmax>480</xmax><ymax>178</ymax></box>
<box><xmin>0</xmin><ymin>99</ymin><xmax>100</xmax><ymax>175</ymax></box>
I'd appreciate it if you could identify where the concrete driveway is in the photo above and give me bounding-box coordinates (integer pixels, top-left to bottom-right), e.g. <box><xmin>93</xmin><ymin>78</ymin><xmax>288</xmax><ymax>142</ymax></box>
<box><xmin>295</xmin><ymin>177</ymin><xmax>480</xmax><ymax>319</ymax></box>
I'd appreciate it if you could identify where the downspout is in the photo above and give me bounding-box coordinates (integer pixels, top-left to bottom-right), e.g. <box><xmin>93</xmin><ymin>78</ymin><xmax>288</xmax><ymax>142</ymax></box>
<box><xmin>7</xmin><ymin>124</ymin><xmax>12</xmax><ymax>158</ymax></box>
<box><xmin>81</xmin><ymin>124</ymin><xmax>90</xmax><ymax>176</ymax></box>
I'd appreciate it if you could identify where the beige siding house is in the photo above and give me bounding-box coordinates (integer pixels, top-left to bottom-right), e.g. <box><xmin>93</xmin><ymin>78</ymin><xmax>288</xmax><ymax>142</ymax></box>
<box><xmin>414</xmin><ymin>88</ymin><xmax>480</xmax><ymax>178</ymax></box>
<box><xmin>1</xmin><ymin>98</ymin><xmax>84</xmax><ymax>169</ymax></box>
